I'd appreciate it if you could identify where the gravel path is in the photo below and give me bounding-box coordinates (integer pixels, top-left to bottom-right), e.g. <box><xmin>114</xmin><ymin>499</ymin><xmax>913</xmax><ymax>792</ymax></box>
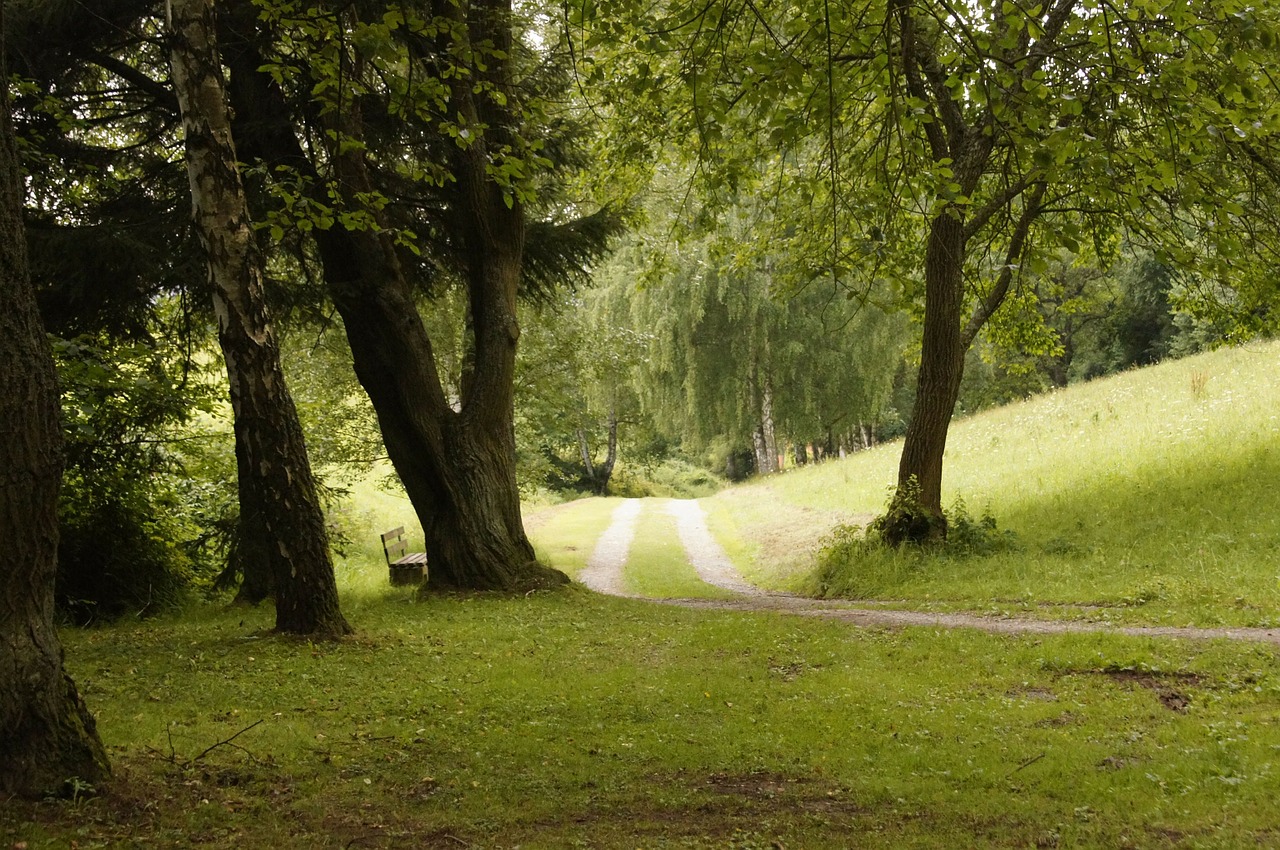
<box><xmin>665</xmin><ymin>499</ymin><xmax>762</xmax><ymax>595</ymax></box>
<box><xmin>659</xmin><ymin>596</ymin><xmax>1280</xmax><ymax>646</ymax></box>
<box><xmin>577</xmin><ymin>498</ymin><xmax>1280</xmax><ymax>647</ymax></box>
<box><xmin>578</xmin><ymin>499</ymin><xmax>642</xmax><ymax>596</ymax></box>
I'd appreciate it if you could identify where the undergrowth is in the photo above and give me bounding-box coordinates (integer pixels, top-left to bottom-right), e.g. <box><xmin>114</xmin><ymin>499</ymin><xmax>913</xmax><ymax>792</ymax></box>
<box><xmin>812</xmin><ymin>490</ymin><xmax>1020</xmax><ymax>599</ymax></box>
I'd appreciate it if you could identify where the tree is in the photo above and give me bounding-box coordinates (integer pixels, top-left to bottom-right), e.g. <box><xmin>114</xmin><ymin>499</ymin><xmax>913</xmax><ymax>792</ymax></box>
<box><xmin>218</xmin><ymin>0</ymin><xmax>618</xmax><ymax>590</ymax></box>
<box><xmin>0</xmin><ymin>69</ymin><xmax>110</xmax><ymax>796</ymax></box>
<box><xmin>6</xmin><ymin>0</ymin><xmax>329</xmax><ymax>610</ymax></box>
<box><xmin>168</xmin><ymin>0</ymin><xmax>350</xmax><ymax>635</ymax></box>
<box><xmin>579</xmin><ymin>0</ymin><xmax>1280</xmax><ymax>542</ymax></box>
<box><xmin>9</xmin><ymin>0</ymin><xmax>611</xmax><ymax>594</ymax></box>
<box><xmin>600</xmin><ymin>205</ymin><xmax>905</xmax><ymax>473</ymax></box>
<box><xmin>514</xmin><ymin>289</ymin><xmax>649</xmax><ymax>496</ymax></box>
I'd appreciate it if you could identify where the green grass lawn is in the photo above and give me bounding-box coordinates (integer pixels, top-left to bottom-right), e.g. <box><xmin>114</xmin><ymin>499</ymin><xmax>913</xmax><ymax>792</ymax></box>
<box><xmin>6</xmin><ymin>593</ymin><xmax>1280</xmax><ymax>848</ymax></box>
<box><xmin>9</xmin><ymin>343</ymin><xmax>1280</xmax><ymax>847</ymax></box>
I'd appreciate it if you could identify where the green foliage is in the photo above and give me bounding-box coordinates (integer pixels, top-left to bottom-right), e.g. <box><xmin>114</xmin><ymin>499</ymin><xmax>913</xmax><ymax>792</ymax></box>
<box><xmin>278</xmin><ymin>323</ymin><xmax>384</xmax><ymax>480</ymax></box>
<box><xmin>609</xmin><ymin>457</ymin><xmax>722</xmax><ymax>499</ymax></box>
<box><xmin>582</xmin><ymin>0</ymin><xmax>1280</xmax><ymax>456</ymax></box>
<box><xmin>56</xmin><ymin>480</ymin><xmax>202</xmax><ymax>625</ymax></box>
<box><xmin>943</xmin><ymin>496</ymin><xmax>1021</xmax><ymax>558</ymax></box>
<box><xmin>817</xmin><ymin>486</ymin><xmax>1020</xmax><ymax>597</ymax></box>
<box><xmin>52</xmin><ymin>332</ymin><xmax>224</xmax><ymax>623</ymax></box>
<box><xmin>514</xmin><ymin>290</ymin><xmax>649</xmax><ymax>496</ymax></box>
<box><xmin>601</xmin><ymin>210</ymin><xmax>907</xmax><ymax>465</ymax></box>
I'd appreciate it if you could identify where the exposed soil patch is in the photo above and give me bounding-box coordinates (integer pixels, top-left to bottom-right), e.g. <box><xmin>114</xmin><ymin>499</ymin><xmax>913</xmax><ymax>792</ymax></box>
<box><xmin>1099</xmin><ymin>669</ymin><xmax>1203</xmax><ymax>713</ymax></box>
<box><xmin>705</xmin><ymin>770</ymin><xmax>796</xmax><ymax>799</ymax></box>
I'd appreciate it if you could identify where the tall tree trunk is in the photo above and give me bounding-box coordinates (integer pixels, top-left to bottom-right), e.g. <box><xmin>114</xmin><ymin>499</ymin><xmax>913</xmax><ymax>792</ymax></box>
<box><xmin>761</xmin><ymin>371</ymin><xmax>779</xmax><ymax>473</ymax></box>
<box><xmin>885</xmin><ymin>211</ymin><xmax>968</xmax><ymax>544</ymax></box>
<box><xmin>577</xmin><ymin>427</ymin><xmax>597</xmax><ymax>482</ymax></box>
<box><xmin>218</xmin><ymin>2</ymin><xmax>566</xmax><ymax>592</ymax></box>
<box><xmin>169</xmin><ymin>0</ymin><xmax>350</xmax><ymax>636</ymax></box>
<box><xmin>0</xmin><ymin>76</ymin><xmax>110</xmax><ymax>797</ymax></box>
<box><xmin>751</xmin><ymin>362</ymin><xmax>779</xmax><ymax>475</ymax></box>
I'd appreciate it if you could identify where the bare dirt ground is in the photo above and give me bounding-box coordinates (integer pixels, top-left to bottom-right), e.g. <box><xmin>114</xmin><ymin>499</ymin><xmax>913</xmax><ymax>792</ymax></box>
<box><xmin>584</xmin><ymin>498</ymin><xmax>1280</xmax><ymax>647</ymax></box>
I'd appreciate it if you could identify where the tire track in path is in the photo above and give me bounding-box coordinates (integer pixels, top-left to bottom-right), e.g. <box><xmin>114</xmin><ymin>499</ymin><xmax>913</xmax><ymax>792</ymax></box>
<box><xmin>578</xmin><ymin>499</ymin><xmax>642</xmax><ymax>596</ymax></box>
<box><xmin>665</xmin><ymin>499</ymin><xmax>765</xmax><ymax>596</ymax></box>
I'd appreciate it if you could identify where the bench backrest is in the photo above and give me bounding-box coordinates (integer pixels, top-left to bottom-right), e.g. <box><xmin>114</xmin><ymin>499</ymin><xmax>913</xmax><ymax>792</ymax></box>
<box><xmin>381</xmin><ymin>526</ymin><xmax>408</xmax><ymax>564</ymax></box>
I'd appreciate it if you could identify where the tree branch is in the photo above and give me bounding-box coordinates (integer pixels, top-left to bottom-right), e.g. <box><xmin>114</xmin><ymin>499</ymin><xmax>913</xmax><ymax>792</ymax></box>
<box><xmin>961</xmin><ymin>181</ymin><xmax>1046</xmax><ymax>348</ymax></box>
<box><xmin>89</xmin><ymin>52</ymin><xmax>179</xmax><ymax>114</ymax></box>
<box><xmin>893</xmin><ymin>0</ymin><xmax>949</xmax><ymax>160</ymax></box>
<box><xmin>964</xmin><ymin>173</ymin><xmax>1034</xmax><ymax>240</ymax></box>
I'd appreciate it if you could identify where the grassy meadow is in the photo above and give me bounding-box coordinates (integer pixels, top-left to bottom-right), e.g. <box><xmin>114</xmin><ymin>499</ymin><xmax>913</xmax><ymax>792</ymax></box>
<box><xmin>705</xmin><ymin>340</ymin><xmax>1280</xmax><ymax>627</ymax></box>
<box><xmin>7</xmin><ymin>591</ymin><xmax>1280</xmax><ymax>848</ymax></box>
<box><xmin>6</xmin><ymin>343</ymin><xmax>1280</xmax><ymax>847</ymax></box>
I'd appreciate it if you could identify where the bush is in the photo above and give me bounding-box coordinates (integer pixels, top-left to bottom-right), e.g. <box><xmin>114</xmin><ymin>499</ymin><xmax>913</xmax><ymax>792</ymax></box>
<box><xmin>53</xmin><ymin>333</ymin><xmax>224</xmax><ymax>623</ymax></box>
<box><xmin>57</xmin><ymin>478</ymin><xmax>202</xmax><ymax>625</ymax></box>
<box><xmin>610</xmin><ymin>457</ymin><xmax>722</xmax><ymax>498</ymax></box>
<box><xmin>811</xmin><ymin>490</ymin><xmax>1019</xmax><ymax>599</ymax></box>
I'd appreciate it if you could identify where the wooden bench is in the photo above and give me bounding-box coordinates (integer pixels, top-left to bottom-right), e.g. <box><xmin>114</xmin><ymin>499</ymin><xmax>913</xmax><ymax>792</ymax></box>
<box><xmin>381</xmin><ymin>526</ymin><xmax>428</xmax><ymax>585</ymax></box>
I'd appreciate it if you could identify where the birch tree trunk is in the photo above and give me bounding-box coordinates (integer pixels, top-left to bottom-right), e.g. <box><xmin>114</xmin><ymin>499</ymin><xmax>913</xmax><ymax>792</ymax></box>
<box><xmin>168</xmin><ymin>0</ymin><xmax>350</xmax><ymax>636</ymax></box>
<box><xmin>0</xmin><ymin>74</ymin><xmax>110</xmax><ymax>796</ymax></box>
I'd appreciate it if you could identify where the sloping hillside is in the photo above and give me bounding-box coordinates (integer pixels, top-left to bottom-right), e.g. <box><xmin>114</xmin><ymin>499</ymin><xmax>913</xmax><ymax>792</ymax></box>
<box><xmin>705</xmin><ymin>340</ymin><xmax>1280</xmax><ymax>627</ymax></box>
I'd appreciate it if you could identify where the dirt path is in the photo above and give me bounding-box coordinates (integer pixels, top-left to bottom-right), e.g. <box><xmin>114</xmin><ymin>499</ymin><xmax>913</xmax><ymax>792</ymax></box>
<box><xmin>578</xmin><ymin>499</ymin><xmax>642</xmax><ymax>596</ymax></box>
<box><xmin>582</xmin><ymin>498</ymin><xmax>1280</xmax><ymax>647</ymax></box>
<box><xmin>665</xmin><ymin>500</ymin><xmax>761</xmax><ymax>595</ymax></box>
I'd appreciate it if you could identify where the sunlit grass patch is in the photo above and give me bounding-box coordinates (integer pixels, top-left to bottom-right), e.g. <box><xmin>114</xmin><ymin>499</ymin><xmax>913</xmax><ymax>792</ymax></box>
<box><xmin>702</xmin><ymin>487</ymin><xmax>869</xmax><ymax>592</ymax></box>
<box><xmin>526</xmin><ymin>495</ymin><xmax>622</xmax><ymax>580</ymax></box>
<box><xmin>738</xmin><ymin>341</ymin><xmax>1280</xmax><ymax>626</ymax></box>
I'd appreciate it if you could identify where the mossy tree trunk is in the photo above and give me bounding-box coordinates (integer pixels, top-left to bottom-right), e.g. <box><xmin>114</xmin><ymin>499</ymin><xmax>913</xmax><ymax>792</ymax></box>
<box><xmin>0</xmin><ymin>74</ymin><xmax>110</xmax><ymax>797</ymax></box>
<box><xmin>169</xmin><ymin>0</ymin><xmax>350</xmax><ymax>636</ymax></box>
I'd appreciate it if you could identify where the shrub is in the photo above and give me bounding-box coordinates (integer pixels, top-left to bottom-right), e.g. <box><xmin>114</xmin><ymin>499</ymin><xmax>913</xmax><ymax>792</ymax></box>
<box><xmin>811</xmin><ymin>489</ymin><xmax>1019</xmax><ymax>599</ymax></box>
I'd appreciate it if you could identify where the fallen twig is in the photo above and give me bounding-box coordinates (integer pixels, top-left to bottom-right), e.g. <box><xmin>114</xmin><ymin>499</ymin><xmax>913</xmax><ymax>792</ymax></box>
<box><xmin>1009</xmin><ymin>752</ymin><xmax>1046</xmax><ymax>776</ymax></box>
<box><xmin>190</xmin><ymin>719</ymin><xmax>265</xmax><ymax>765</ymax></box>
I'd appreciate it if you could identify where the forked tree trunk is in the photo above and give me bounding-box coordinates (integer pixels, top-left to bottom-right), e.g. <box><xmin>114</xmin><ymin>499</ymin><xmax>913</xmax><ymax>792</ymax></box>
<box><xmin>882</xmin><ymin>2</ymin><xmax>1063</xmax><ymax>546</ymax></box>
<box><xmin>217</xmin><ymin>2</ymin><xmax>566</xmax><ymax>592</ymax></box>
<box><xmin>580</xmin><ymin>407</ymin><xmax>619</xmax><ymax>496</ymax></box>
<box><xmin>169</xmin><ymin>0</ymin><xmax>350</xmax><ymax>636</ymax></box>
<box><xmin>0</xmin><ymin>81</ymin><xmax>110</xmax><ymax>796</ymax></box>
<box><xmin>314</xmin><ymin>136</ymin><xmax>566</xmax><ymax>592</ymax></box>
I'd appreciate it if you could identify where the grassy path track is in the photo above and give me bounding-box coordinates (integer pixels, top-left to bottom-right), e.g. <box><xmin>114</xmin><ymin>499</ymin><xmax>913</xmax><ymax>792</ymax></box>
<box><xmin>572</xmin><ymin>497</ymin><xmax>1280</xmax><ymax>647</ymax></box>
